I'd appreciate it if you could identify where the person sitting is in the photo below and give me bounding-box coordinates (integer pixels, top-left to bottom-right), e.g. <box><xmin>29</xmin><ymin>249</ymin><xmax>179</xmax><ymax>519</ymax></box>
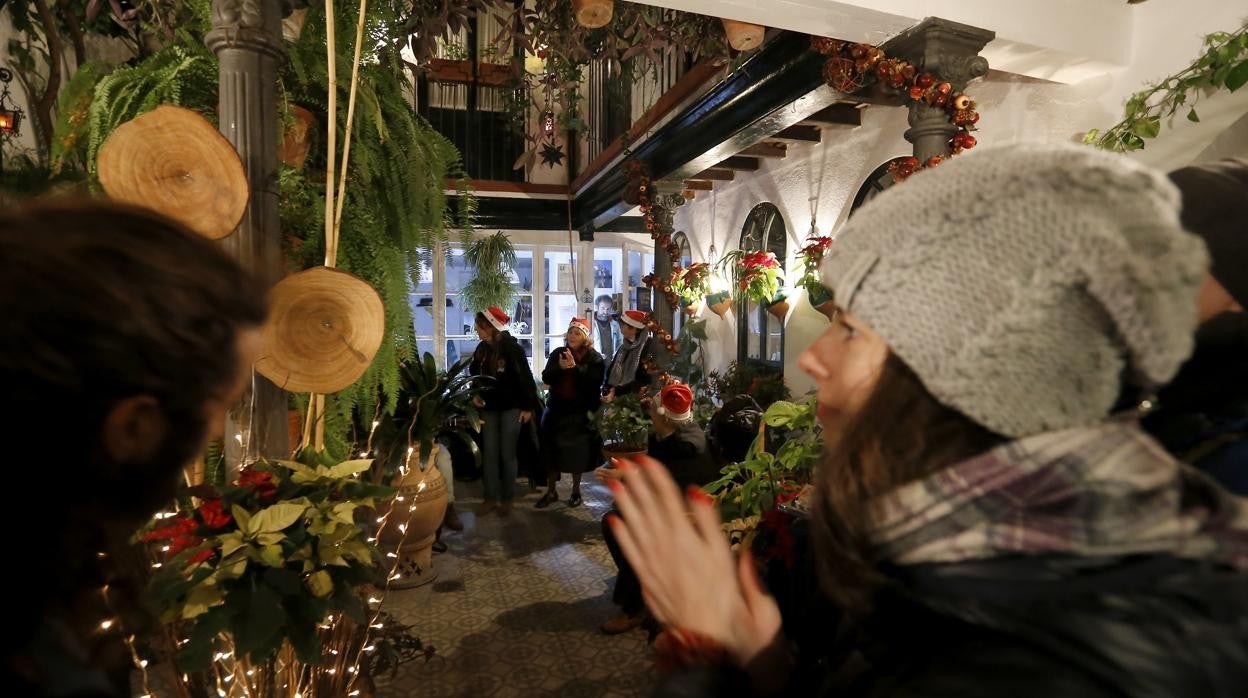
<box><xmin>602</xmin><ymin>309</ymin><xmax>661</xmax><ymax>403</ymax></box>
<box><xmin>1143</xmin><ymin>159</ymin><xmax>1247</xmax><ymax>494</ymax></box>
<box><xmin>537</xmin><ymin>317</ymin><xmax>606</xmax><ymax>509</ymax></box>
<box><xmin>708</xmin><ymin>395</ymin><xmax>764</xmax><ymax>466</ymax></box>
<box><xmin>596</xmin><ymin>383</ymin><xmax>717</xmax><ymax>635</ymax></box>
<box><xmin>606</xmin><ymin>143</ymin><xmax>1248</xmax><ymax>696</ymax></box>
<box><xmin>1</xmin><ymin>201</ymin><xmax>267</xmax><ymax>697</ymax></box>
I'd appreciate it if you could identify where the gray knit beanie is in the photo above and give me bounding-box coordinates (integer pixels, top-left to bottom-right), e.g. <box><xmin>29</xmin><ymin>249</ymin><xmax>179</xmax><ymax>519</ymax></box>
<box><xmin>821</xmin><ymin>142</ymin><xmax>1207</xmax><ymax>438</ymax></box>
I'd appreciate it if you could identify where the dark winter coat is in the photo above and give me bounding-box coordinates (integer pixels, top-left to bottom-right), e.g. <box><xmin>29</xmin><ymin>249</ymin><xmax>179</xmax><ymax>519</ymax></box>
<box><xmin>649</xmin><ymin>421</ymin><xmax>718</xmax><ymax>489</ymax></box>
<box><xmin>1143</xmin><ymin>311</ymin><xmax>1248</xmax><ymax>495</ymax></box>
<box><xmin>469</xmin><ymin>332</ymin><xmax>539</xmax><ymax>413</ymax></box>
<box><xmin>657</xmin><ymin>553</ymin><xmax>1248</xmax><ymax>698</ymax></box>
<box><xmin>540</xmin><ymin>345</ymin><xmax>606</xmax><ymax>474</ymax></box>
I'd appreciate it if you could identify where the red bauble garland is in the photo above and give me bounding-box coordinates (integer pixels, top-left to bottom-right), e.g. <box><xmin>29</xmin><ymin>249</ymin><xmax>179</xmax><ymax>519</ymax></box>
<box><xmin>810</xmin><ymin>37</ymin><xmax>981</xmax><ymax>181</ymax></box>
<box><xmin>623</xmin><ymin>161</ymin><xmax>684</xmax><ymax>390</ymax></box>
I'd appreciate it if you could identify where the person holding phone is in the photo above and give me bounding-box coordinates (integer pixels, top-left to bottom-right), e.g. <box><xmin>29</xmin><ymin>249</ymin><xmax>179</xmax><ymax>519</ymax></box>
<box><xmin>536</xmin><ymin>318</ymin><xmax>605</xmax><ymax>508</ymax></box>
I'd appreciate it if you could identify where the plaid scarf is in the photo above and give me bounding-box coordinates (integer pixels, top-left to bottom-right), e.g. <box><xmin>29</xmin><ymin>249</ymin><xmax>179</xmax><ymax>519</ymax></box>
<box><xmin>869</xmin><ymin>422</ymin><xmax>1248</xmax><ymax>569</ymax></box>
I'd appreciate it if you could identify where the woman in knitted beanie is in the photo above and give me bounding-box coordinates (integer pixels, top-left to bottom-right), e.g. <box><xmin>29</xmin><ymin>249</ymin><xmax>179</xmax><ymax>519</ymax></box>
<box><xmin>605</xmin><ymin>143</ymin><xmax>1248</xmax><ymax>697</ymax></box>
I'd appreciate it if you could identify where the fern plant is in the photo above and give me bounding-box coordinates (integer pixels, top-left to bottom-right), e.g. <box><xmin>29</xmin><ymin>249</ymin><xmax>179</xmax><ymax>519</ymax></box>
<box><xmin>461</xmin><ymin>231</ymin><xmax>518</xmax><ymax>314</ymax></box>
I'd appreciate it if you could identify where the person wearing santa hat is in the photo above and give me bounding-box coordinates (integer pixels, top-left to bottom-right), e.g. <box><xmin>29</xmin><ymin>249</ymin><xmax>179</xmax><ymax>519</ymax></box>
<box><xmin>601</xmin><ymin>308</ymin><xmax>662</xmax><ymax>404</ymax></box>
<box><xmin>535</xmin><ymin>317</ymin><xmax>606</xmax><ymax>509</ymax></box>
<box><xmin>595</xmin><ymin>382</ymin><xmax>717</xmax><ymax>635</ymax></box>
<box><xmin>469</xmin><ymin>306</ymin><xmax>541</xmax><ymax>516</ymax></box>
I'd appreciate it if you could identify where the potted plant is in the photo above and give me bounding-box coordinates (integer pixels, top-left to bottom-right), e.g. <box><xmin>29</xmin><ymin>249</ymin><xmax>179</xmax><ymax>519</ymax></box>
<box><xmin>462</xmin><ymin>231</ymin><xmax>518</xmax><ymax>314</ymax></box>
<box><xmin>708</xmin><ymin>360</ymin><xmax>791</xmax><ymax>410</ymax></box>
<box><xmin>671</xmin><ymin>262</ymin><xmax>712</xmax><ymax>315</ymax></box>
<box><xmin>375</xmin><ymin>353</ymin><xmax>488</xmax><ymax>588</ymax></box>
<box><xmin>720</xmin><ymin>249</ymin><xmax>785</xmax><ymax>308</ymax></box>
<box><xmin>594</xmin><ymin>392</ymin><xmax>652</xmax><ymax>460</ymax></box>
<box><xmin>797</xmin><ymin>235</ymin><xmax>835</xmax><ymax>314</ymax></box>
<box><xmin>142</xmin><ymin>453</ymin><xmax>394</xmax><ymax>695</ymax></box>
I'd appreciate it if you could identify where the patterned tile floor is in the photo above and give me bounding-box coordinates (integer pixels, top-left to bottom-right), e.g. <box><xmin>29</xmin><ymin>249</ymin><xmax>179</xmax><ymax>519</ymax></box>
<box><xmin>376</xmin><ymin>474</ymin><xmax>656</xmax><ymax>697</ymax></box>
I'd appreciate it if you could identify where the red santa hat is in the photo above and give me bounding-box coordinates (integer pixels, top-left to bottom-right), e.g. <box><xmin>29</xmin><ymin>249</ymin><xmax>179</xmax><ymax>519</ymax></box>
<box><xmin>483</xmin><ymin>306</ymin><xmax>510</xmax><ymax>332</ymax></box>
<box><xmin>569</xmin><ymin>317</ymin><xmax>592</xmax><ymax>337</ymax></box>
<box><xmin>656</xmin><ymin>383</ymin><xmax>695</xmax><ymax>422</ymax></box>
<box><xmin>618</xmin><ymin>309</ymin><xmax>649</xmax><ymax>330</ymax></box>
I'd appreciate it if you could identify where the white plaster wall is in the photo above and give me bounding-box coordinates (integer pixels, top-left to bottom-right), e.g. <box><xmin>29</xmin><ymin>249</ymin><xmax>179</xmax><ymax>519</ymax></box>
<box><xmin>673</xmin><ymin>1</ymin><xmax>1248</xmax><ymax>396</ymax></box>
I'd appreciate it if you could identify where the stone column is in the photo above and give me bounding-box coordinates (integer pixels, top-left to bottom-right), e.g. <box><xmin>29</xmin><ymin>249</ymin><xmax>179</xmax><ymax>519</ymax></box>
<box><xmin>887</xmin><ymin>18</ymin><xmax>994</xmax><ymax>162</ymax></box>
<box><xmin>207</xmin><ymin>0</ymin><xmax>290</xmax><ymax>468</ymax></box>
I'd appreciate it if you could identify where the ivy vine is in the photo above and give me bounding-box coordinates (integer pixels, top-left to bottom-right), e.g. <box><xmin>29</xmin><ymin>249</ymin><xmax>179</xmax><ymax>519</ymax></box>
<box><xmin>1085</xmin><ymin>23</ymin><xmax>1248</xmax><ymax>152</ymax></box>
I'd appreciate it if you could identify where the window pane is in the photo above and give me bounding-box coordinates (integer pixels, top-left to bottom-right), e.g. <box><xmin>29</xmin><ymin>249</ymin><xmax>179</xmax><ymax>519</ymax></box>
<box><xmin>411</xmin><ymin>258</ymin><xmax>435</xmax><ymax>293</ymax></box>
<box><xmin>593</xmin><ymin>247</ymin><xmax>622</xmax><ymax>297</ymax></box>
<box><xmin>510</xmin><ymin>295</ymin><xmax>533</xmax><ymax>335</ymax></box>
<box><xmin>445</xmin><ymin>248</ymin><xmax>470</xmax><ymax>293</ymax></box>
<box><xmin>628</xmin><ymin>250</ymin><xmax>642</xmax><ymax>287</ymax></box>
<box><xmin>545</xmin><ymin>293</ymin><xmax>578</xmax><ymax>336</ymax></box>
<box><xmin>446</xmin><ymin>294</ymin><xmax>476</xmax><ymax>336</ymax></box>
<box><xmin>544</xmin><ymin>250</ymin><xmax>578</xmax><ymax>293</ymax></box>
<box><xmin>415</xmin><ymin>339</ymin><xmax>436</xmax><ymax>363</ymax></box>
<box><xmin>513</xmin><ymin>250</ymin><xmax>535</xmax><ymax>295</ymax></box>
<box><xmin>765</xmin><ymin>311</ymin><xmax>783</xmax><ymax>362</ymax></box>
<box><xmin>447</xmin><ymin>338</ymin><xmax>478</xmax><ymax>369</ymax></box>
<box><xmin>409</xmin><ymin>294</ymin><xmax>437</xmax><ymax>337</ymax></box>
<box><xmin>746</xmin><ymin>301</ymin><xmax>764</xmax><ymax>360</ymax></box>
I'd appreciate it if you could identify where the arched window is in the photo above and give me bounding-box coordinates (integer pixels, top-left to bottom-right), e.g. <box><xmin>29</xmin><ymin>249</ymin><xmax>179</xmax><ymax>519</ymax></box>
<box><xmin>671</xmin><ymin>232</ymin><xmax>693</xmax><ymax>336</ymax></box>
<box><xmin>737</xmin><ymin>203</ymin><xmax>786</xmax><ymax>369</ymax></box>
<box><xmin>850</xmin><ymin>160</ymin><xmax>898</xmax><ymax>215</ymax></box>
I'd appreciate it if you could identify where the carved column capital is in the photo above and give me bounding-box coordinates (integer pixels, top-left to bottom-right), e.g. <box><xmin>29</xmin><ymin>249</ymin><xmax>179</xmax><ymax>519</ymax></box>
<box><xmin>206</xmin><ymin>0</ymin><xmax>286</xmax><ymax>61</ymax></box>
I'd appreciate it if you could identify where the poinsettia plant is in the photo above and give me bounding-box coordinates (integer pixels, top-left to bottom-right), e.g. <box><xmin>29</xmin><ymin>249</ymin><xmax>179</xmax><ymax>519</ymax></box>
<box><xmin>670</xmin><ymin>262</ymin><xmax>712</xmax><ymax>306</ymax></box>
<box><xmin>142</xmin><ymin>452</ymin><xmax>393</xmax><ymax>674</ymax></box>
<box><xmin>796</xmin><ymin>235</ymin><xmax>834</xmax><ymax>306</ymax></box>
<box><xmin>720</xmin><ymin>250</ymin><xmax>785</xmax><ymax>305</ymax></box>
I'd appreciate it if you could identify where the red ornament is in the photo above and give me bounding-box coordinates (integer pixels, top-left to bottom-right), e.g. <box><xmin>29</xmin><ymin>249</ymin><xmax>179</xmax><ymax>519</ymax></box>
<box><xmin>908</xmin><ymin>85</ymin><xmax>925</xmax><ymax>101</ymax></box>
<box><xmin>936</xmin><ymin>82</ymin><xmax>952</xmax><ymax>94</ymax></box>
<box><xmin>916</xmin><ymin>73</ymin><xmax>934</xmax><ymax>88</ymax></box>
<box><xmin>925</xmin><ymin>155</ymin><xmax>944</xmax><ymax>168</ymax></box>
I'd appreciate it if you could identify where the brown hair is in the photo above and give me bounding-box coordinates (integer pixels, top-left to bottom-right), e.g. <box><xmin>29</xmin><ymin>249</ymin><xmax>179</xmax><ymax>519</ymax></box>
<box><xmin>0</xmin><ymin>200</ymin><xmax>267</xmax><ymax>667</ymax></box>
<box><xmin>812</xmin><ymin>352</ymin><xmax>1004</xmax><ymax>615</ymax></box>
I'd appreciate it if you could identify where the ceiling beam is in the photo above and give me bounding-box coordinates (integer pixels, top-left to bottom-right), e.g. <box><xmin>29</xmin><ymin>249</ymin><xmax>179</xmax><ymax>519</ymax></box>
<box><xmin>684</xmin><ymin>180</ymin><xmax>713</xmax><ymax>190</ymax></box>
<box><xmin>740</xmin><ymin>143</ymin><xmax>788</xmax><ymax>159</ymax></box>
<box><xmin>694</xmin><ymin>168</ymin><xmax>736</xmax><ymax>181</ymax></box>
<box><xmin>769</xmin><ymin>125</ymin><xmax>822</xmax><ymax>143</ymax></box>
<box><xmin>798</xmin><ymin>103</ymin><xmax>863</xmax><ymax>128</ymax></box>
<box><xmin>715</xmin><ymin>155</ymin><xmax>761</xmax><ymax>171</ymax></box>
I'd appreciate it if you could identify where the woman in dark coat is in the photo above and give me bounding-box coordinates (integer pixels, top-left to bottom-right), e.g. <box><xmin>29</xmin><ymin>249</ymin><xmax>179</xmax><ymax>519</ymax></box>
<box><xmin>536</xmin><ymin>317</ymin><xmax>605</xmax><ymax>508</ymax></box>
<box><xmin>469</xmin><ymin>306</ymin><xmax>540</xmax><ymax>516</ymax></box>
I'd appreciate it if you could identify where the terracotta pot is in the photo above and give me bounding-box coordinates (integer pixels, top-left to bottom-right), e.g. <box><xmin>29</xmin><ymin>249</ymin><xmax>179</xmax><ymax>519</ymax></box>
<box><xmin>815</xmin><ymin>298</ymin><xmax>836</xmax><ymax>318</ymax></box>
<box><xmin>722</xmin><ymin>19</ymin><xmax>766</xmax><ymax>51</ymax></box>
<box><xmin>766</xmin><ymin>299</ymin><xmax>790</xmax><ymax>320</ymax></box>
<box><xmin>681</xmin><ymin>299</ymin><xmax>702</xmax><ymax>316</ymax></box>
<box><xmin>602</xmin><ymin>445</ymin><xmax>647</xmax><ymax>463</ymax></box>
<box><xmin>379</xmin><ymin>446</ymin><xmax>449</xmax><ymax>589</ymax></box>
<box><xmin>277</xmin><ymin>105</ymin><xmax>316</xmax><ymax>169</ymax></box>
<box><xmin>573</xmin><ymin>0</ymin><xmax>614</xmax><ymax>29</ymax></box>
<box><xmin>709</xmin><ymin>296</ymin><xmax>733</xmax><ymax>317</ymax></box>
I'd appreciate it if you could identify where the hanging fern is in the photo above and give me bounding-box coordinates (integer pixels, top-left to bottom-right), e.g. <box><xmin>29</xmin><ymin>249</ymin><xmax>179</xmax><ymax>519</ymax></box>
<box><xmin>462</xmin><ymin>231</ymin><xmax>518</xmax><ymax>313</ymax></box>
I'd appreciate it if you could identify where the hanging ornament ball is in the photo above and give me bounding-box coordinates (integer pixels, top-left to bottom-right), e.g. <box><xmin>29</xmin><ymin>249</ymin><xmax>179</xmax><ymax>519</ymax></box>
<box><xmin>908</xmin><ymin>85</ymin><xmax>925</xmax><ymax>101</ymax></box>
<box><xmin>916</xmin><ymin>73</ymin><xmax>934</xmax><ymax>88</ymax></box>
<box><xmin>573</xmin><ymin>0</ymin><xmax>614</xmax><ymax>29</ymax></box>
<box><xmin>952</xmin><ymin>94</ymin><xmax>971</xmax><ymax>110</ymax></box>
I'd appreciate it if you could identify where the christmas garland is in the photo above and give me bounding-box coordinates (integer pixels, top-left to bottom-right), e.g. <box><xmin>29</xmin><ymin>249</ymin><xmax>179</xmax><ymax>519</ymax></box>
<box><xmin>810</xmin><ymin>37</ymin><xmax>981</xmax><ymax>180</ymax></box>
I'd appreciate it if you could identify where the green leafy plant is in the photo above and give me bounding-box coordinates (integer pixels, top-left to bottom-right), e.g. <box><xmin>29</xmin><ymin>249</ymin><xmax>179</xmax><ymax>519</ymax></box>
<box><xmin>461</xmin><ymin>231</ymin><xmax>519</xmax><ymax>314</ymax></box>
<box><xmin>380</xmin><ymin>353</ymin><xmax>489</xmax><ymax>478</ymax></box>
<box><xmin>706</xmin><ymin>396</ymin><xmax>820</xmax><ymax>522</ymax></box>
<box><xmin>142</xmin><ymin>453</ymin><xmax>393</xmax><ymax>681</ymax></box>
<box><xmin>671</xmin><ymin>317</ymin><xmax>709</xmax><ymax>386</ymax></box>
<box><xmin>707</xmin><ymin>360</ymin><xmax>791</xmax><ymax>410</ymax></box>
<box><xmin>795</xmin><ymin>235</ymin><xmax>834</xmax><ymax>306</ymax></box>
<box><xmin>594</xmin><ymin>392</ymin><xmax>651</xmax><ymax>452</ymax></box>
<box><xmin>719</xmin><ymin>249</ymin><xmax>784</xmax><ymax>305</ymax></box>
<box><xmin>671</xmin><ymin>262</ymin><xmax>712</xmax><ymax>307</ymax></box>
<box><xmin>1085</xmin><ymin>22</ymin><xmax>1248</xmax><ymax>152</ymax></box>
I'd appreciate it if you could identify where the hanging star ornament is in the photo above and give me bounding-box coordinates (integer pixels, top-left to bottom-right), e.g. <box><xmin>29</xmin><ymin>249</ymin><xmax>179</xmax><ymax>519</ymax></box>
<box><xmin>539</xmin><ymin>140</ymin><xmax>565</xmax><ymax>168</ymax></box>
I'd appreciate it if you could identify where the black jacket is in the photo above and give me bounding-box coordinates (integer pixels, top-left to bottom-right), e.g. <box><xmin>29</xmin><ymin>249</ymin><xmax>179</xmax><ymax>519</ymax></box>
<box><xmin>1143</xmin><ymin>312</ymin><xmax>1248</xmax><ymax>495</ymax></box>
<box><xmin>469</xmin><ymin>332</ymin><xmax>539</xmax><ymax>413</ymax></box>
<box><xmin>649</xmin><ymin>421</ymin><xmax>718</xmax><ymax>489</ymax></box>
<box><xmin>542</xmin><ymin>346</ymin><xmax>606</xmax><ymax>417</ymax></box>
<box><xmin>656</xmin><ymin>554</ymin><xmax>1248</xmax><ymax>698</ymax></box>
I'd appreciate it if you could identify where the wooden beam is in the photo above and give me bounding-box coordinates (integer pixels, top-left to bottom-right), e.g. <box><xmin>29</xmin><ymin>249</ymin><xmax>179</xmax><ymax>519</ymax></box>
<box><xmin>798</xmin><ymin>103</ymin><xmax>863</xmax><ymax>128</ymax></box>
<box><xmin>683</xmin><ymin>180</ymin><xmax>713</xmax><ymax>190</ymax></box>
<box><xmin>715</xmin><ymin>156</ymin><xmax>760</xmax><ymax>171</ymax></box>
<box><xmin>694</xmin><ymin>168</ymin><xmax>735</xmax><ymax>182</ymax></box>
<box><xmin>446</xmin><ymin>179</ymin><xmax>568</xmax><ymax>196</ymax></box>
<box><xmin>740</xmin><ymin>143</ymin><xmax>787</xmax><ymax>159</ymax></box>
<box><xmin>770</xmin><ymin>125</ymin><xmax>821</xmax><ymax>143</ymax></box>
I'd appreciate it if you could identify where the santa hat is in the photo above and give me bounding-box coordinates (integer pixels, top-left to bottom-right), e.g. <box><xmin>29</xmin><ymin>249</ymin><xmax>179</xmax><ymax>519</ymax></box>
<box><xmin>483</xmin><ymin>306</ymin><xmax>510</xmax><ymax>332</ymax></box>
<box><xmin>618</xmin><ymin>309</ymin><xmax>648</xmax><ymax>330</ymax></box>
<box><xmin>569</xmin><ymin>317</ymin><xmax>592</xmax><ymax>337</ymax></box>
<box><xmin>656</xmin><ymin>383</ymin><xmax>694</xmax><ymax>422</ymax></box>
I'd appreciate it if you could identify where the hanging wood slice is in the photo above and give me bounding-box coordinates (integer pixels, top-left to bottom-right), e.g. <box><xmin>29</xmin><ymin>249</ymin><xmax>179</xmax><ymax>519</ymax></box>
<box><xmin>722</xmin><ymin>19</ymin><xmax>766</xmax><ymax>52</ymax></box>
<box><xmin>255</xmin><ymin>266</ymin><xmax>386</xmax><ymax>394</ymax></box>
<box><xmin>572</xmin><ymin>0</ymin><xmax>613</xmax><ymax>29</ymax></box>
<box><xmin>98</xmin><ymin>104</ymin><xmax>249</xmax><ymax>240</ymax></box>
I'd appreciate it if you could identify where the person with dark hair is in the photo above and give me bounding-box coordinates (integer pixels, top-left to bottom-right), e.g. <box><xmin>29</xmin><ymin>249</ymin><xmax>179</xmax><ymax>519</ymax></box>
<box><xmin>536</xmin><ymin>317</ymin><xmax>605</xmax><ymax>509</ymax></box>
<box><xmin>708</xmin><ymin>395</ymin><xmax>764</xmax><ymax>466</ymax></box>
<box><xmin>597</xmin><ymin>383</ymin><xmax>717</xmax><ymax>635</ymax></box>
<box><xmin>601</xmin><ymin>309</ymin><xmax>660</xmax><ymax>403</ymax></box>
<box><xmin>606</xmin><ymin>144</ymin><xmax>1248</xmax><ymax>696</ymax></box>
<box><xmin>593</xmin><ymin>294</ymin><xmax>622</xmax><ymax>361</ymax></box>
<box><xmin>0</xmin><ymin>201</ymin><xmax>268</xmax><ymax>697</ymax></box>
<box><xmin>1143</xmin><ymin>159</ymin><xmax>1248</xmax><ymax>493</ymax></box>
<box><xmin>469</xmin><ymin>306</ymin><xmax>540</xmax><ymax>516</ymax></box>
